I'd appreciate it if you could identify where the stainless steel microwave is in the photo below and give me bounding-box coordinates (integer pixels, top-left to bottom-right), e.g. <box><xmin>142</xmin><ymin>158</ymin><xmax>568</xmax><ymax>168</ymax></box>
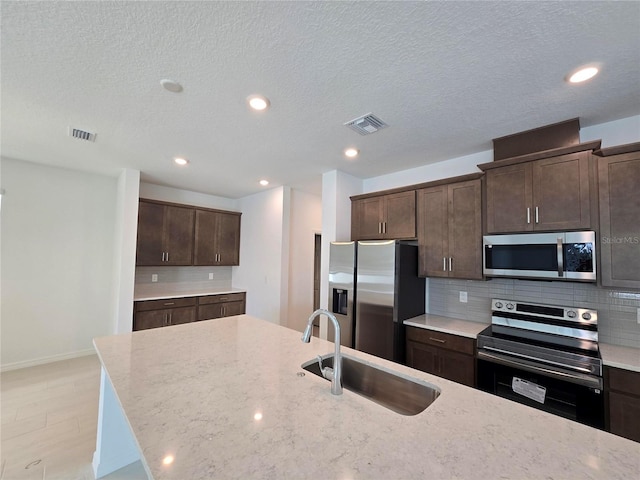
<box><xmin>483</xmin><ymin>231</ymin><xmax>596</xmax><ymax>282</ymax></box>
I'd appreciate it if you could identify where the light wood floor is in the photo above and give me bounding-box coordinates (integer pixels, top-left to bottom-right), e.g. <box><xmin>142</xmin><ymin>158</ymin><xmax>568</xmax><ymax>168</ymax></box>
<box><xmin>1</xmin><ymin>355</ymin><xmax>147</xmax><ymax>480</ymax></box>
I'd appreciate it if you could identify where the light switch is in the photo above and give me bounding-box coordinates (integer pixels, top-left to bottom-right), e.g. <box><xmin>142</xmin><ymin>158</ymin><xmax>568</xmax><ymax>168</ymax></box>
<box><xmin>459</xmin><ymin>291</ymin><xmax>468</xmax><ymax>303</ymax></box>
<box><xmin>151</xmin><ymin>274</ymin><xmax>158</xmax><ymax>283</ymax></box>
<box><xmin>209</xmin><ymin>272</ymin><xmax>214</xmax><ymax>280</ymax></box>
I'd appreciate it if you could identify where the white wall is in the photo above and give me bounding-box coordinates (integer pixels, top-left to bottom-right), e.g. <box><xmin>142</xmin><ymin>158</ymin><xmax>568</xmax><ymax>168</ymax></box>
<box><xmin>234</xmin><ymin>187</ymin><xmax>288</xmax><ymax>324</ymax></box>
<box><xmin>0</xmin><ymin>158</ymin><xmax>118</xmax><ymax>369</ymax></box>
<box><xmin>287</xmin><ymin>189</ymin><xmax>322</xmax><ymax>332</ymax></box>
<box><xmin>112</xmin><ymin>169</ymin><xmax>140</xmax><ymax>334</ymax></box>
<box><xmin>581</xmin><ymin>115</ymin><xmax>640</xmax><ymax>148</ymax></box>
<box><xmin>139</xmin><ymin>182</ymin><xmax>239</xmax><ymax>211</ymax></box>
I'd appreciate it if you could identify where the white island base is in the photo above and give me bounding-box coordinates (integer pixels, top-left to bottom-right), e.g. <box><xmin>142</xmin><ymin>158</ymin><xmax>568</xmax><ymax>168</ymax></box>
<box><xmin>92</xmin><ymin>367</ymin><xmax>144</xmax><ymax>478</ymax></box>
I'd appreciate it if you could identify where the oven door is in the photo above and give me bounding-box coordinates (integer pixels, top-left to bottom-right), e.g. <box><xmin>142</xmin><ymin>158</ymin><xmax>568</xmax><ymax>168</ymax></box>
<box><xmin>477</xmin><ymin>353</ymin><xmax>604</xmax><ymax>429</ymax></box>
<box><xmin>483</xmin><ymin>231</ymin><xmax>596</xmax><ymax>281</ymax></box>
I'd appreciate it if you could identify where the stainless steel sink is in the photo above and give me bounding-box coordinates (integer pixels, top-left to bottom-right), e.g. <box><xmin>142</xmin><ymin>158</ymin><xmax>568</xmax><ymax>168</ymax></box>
<box><xmin>301</xmin><ymin>354</ymin><xmax>440</xmax><ymax>415</ymax></box>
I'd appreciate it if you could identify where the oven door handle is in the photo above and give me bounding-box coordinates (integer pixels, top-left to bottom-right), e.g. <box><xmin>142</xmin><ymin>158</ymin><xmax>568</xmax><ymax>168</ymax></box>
<box><xmin>482</xmin><ymin>346</ymin><xmax>593</xmax><ymax>374</ymax></box>
<box><xmin>557</xmin><ymin>237</ymin><xmax>564</xmax><ymax>277</ymax></box>
<box><xmin>477</xmin><ymin>349</ymin><xmax>602</xmax><ymax>390</ymax></box>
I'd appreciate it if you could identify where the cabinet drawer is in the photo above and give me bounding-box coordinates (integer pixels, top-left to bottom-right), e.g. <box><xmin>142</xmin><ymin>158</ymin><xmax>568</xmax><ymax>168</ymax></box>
<box><xmin>607</xmin><ymin>367</ymin><xmax>640</xmax><ymax>397</ymax></box>
<box><xmin>405</xmin><ymin>327</ymin><xmax>475</xmax><ymax>355</ymax></box>
<box><xmin>135</xmin><ymin>297</ymin><xmax>197</xmax><ymax>312</ymax></box>
<box><xmin>198</xmin><ymin>292</ymin><xmax>246</xmax><ymax>305</ymax></box>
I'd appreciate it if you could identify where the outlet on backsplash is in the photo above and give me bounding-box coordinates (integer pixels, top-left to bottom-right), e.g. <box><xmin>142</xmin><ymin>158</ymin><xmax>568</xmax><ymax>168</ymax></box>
<box><xmin>209</xmin><ymin>272</ymin><xmax>214</xmax><ymax>280</ymax></box>
<box><xmin>459</xmin><ymin>291</ymin><xmax>468</xmax><ymax>303</ymax></box>
<box><xmin>151</xmin><ymin>274</ymin><xmax>158</xmax><ymax>283</ymax></box>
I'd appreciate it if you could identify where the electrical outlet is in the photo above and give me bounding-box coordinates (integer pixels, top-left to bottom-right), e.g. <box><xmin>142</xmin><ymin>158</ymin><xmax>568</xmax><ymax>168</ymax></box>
<box><xmin>459</xmin><ymin>291</ymin><xmax>468</xmax><ymax>303</ymax></box>
<box><xmin>209</xmin><ymin>272</ymin><xmax>214</xmax><ymax>280</ymax></box>
<box><xmin>151</xmin><ymin>274</ymin><xmax>158</xmax><ymax>283</ymax></box>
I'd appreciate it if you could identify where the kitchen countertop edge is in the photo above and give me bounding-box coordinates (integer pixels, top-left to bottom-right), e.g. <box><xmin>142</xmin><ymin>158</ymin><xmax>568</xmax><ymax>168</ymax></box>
<box><xmin>404</xmin><ymin>313</ymin><xmax>489</xmax><ymax>338</ymax></box>
<box><xmin>133</xmin><ymin>287</ymin><xmax>246</xmax><ymax>302</ymax></box>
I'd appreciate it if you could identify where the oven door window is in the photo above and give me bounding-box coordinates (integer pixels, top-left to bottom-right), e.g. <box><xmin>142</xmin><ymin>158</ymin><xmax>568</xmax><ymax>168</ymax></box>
<box><xmin>477</xmin><ymin>359</ymin><xmax>604</xmax><ymax>429</ymax></box>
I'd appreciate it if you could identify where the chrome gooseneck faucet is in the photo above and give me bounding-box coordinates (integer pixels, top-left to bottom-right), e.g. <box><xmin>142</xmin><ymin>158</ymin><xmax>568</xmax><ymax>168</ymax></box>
<box><xmin>302</xmin><ymin>309</ymin><xmax>343</xmax><ymax>395</ymax></box>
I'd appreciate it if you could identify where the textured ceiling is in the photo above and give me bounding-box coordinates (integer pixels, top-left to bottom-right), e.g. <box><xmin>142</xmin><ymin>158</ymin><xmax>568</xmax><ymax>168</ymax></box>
<box><xmin>2</xmin><ymin>1</ymin><xmax>639</xmax><ymax>198</ymax></box>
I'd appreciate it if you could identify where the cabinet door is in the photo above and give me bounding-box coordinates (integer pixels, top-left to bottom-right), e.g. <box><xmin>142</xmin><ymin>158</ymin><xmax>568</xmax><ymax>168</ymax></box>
<box><xmin>486</xmin><ymin>163</ymin><xmax>533</xmax><ymax>233</ymax></box>
<box><xmin>406</xmin><ymin>340</ymin><xmax>439</xmax><ymax>376</ymax></box>
<box><xmin>352</xmin><ymin>197</ymin><xmax>384</xmax><ymax>240</ymax></box>
<box><xmin>217</xmin><ymin>212</ymin><xmax>241</xmax><ymax>266</ymax></box>
<box><xmin>163</xmin><ymin>205</ymin><xmax>194</xmax><ymax>265</ymax></box>
<box><xmin>599</xmin><ymin>152</ymin><xmax>640</xmax><ymax>288</ymax></box>
<box><xmin>417</xmin><ymin>186</ymin><xmax>448</xmax><ymax>277</ymax></box>
<box><xmin>384</xmin><ymin>191</ymin><xmax>416</xmax><ymax>239</ymax></box>
<box><xmin>134</xmin><ymin>309</ymin><xmax>169</xmax><ymax>331</ymax></box>
<box><xmin>532</xmin><ymin>151</ymin><xmax>591</xmax><ymax>231</ymax></box>
<box><xmin>197</xmin><ymin>303</ymin><xmax>224</xmax><ymax>320</ymax></box>
<box><xmin>448</xmin><ymin>179</ymin><xmax>482</xmax><ymax>280</ymax></box>
<box><xmin>609</xmin><ymin>391</ymin><xmax>640</xmax><ymax>443</ymax></box>
<box><xmin>221</xmin><ymin>301</ymin><xmax>245</xmax><ymax>317</ymax></box>
<box><xmin>136</xmin><ymin>201</ymin><xmax>165</xmax><ymax>265</ymax></box>
<box><xmin>438</xmin><ymin>348</ymin><xmax>475</xmax><ymax>387</ymax></box>
<box><xmin>193</xmin><ymin>209</ymin><xmax>218</xmax><ymax>265</ymax></box>
<box><xmin>168</xmin><ymin>306</ymin><xmax>196</xmax><ymax>325</ymax></box>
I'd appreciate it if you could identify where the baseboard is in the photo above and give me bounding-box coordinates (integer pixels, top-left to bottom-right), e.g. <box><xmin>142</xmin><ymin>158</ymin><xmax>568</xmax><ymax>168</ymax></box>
<box><xmin>1</xmin><ymin>348</ymin><xmax>96</xmax><ymax>372</ymax></box>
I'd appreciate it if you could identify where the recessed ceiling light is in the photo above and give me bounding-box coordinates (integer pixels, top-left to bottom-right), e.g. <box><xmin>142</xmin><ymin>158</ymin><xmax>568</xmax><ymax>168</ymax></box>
<box><xmin>344</xmin><ymin>148</ymin><xmax>359</xmax><ymax>158</ymax></box>
<box><xmin>247</xmin><ymin>95</ymin><xmax>270</xmax><ymax>111</ymax></box>
<box><xmin>173</xmin><ymin>157</ymin><xmax>189</xmax><ymax>166</ymax></box>
<box><xmin>259</xmin><ymin>179</ymin><xmax>269</xmax><ymax>186</ymax></box>
<box><xmin>566</xmin><ymin>66</ymin><xmax>599</xmax><ymax>84</ymax></box>
<box><xmin>160</xmin><ymin>79</ymin><xmax>183</xmax><ymax>93</ymax></box>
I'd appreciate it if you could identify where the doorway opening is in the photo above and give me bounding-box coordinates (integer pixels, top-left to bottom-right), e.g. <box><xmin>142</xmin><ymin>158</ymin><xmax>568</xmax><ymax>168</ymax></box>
<box><xmin>312</xmin><ymin>233</ymin><xmax>321</xmax><ymax>337</ymax></box>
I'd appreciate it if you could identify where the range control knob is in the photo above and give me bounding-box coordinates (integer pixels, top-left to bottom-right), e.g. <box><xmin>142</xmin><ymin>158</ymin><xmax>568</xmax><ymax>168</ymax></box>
<box><xmin>582</xmin><ymin>312</ymin><xmax>592</xmax><ymax>321</ymax></box>
<box><xmin>567</xmin><ymin>310</ymin><xmax>577</xmax><ymax>319</ymax></box>
<box><xmin>495</xmin><ymin>301</ymin><xmax>504</xmax><ymax>309</ymax></box>
<box><xmin>506</xmin><ymin>303</ymin><xmax>515</xmax><ymax>310</ymax></box>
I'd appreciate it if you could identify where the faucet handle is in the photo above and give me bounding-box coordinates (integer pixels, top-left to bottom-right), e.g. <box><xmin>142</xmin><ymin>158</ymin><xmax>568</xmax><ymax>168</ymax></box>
<box><xmin>316</xmin><ymin>355</ymin><xmax>335</xmax><ymax>381</ymax></box>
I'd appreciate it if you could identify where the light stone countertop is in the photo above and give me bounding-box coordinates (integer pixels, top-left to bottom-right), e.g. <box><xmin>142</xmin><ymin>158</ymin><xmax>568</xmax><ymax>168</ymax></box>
<box><xmin>93</xmin><ymin>315</ymin><xmax>640</xmax><ymax>480</ymax></box>
<box><xmin>404</xmin><ymin>313</ymin><xmax>489</xmax><ymax>338</ymax></box>
<box><xmin>600</xmin><ymin>343</ymin><xmax>640</xmax><ymax>373</ymax></box>
<box><xmin>133</xmin><ymin>288</ymin><xmax>246</xmax><ymax>302</ymax></box>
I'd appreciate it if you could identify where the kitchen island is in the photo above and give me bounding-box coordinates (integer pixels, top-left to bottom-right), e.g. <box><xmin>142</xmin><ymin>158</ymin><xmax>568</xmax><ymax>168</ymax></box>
<box><xmin>92</xmin><ymin>315</ymin><xmax>639</xmax><ymax>479</ymax></box>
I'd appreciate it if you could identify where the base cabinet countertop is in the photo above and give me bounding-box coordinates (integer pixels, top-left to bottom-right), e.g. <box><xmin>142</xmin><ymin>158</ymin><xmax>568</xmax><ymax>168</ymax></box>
<box><xmin>93</xmin><ymin>315</ymin><xmax>639</xmax><ymax>480</ymax></box>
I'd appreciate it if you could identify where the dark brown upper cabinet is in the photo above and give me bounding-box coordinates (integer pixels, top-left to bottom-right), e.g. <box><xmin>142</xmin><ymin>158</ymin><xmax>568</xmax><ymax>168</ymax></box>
<box><xmin>194</xmin><ymin>209</ymin><xmax>241</xmax><ymax>266</ymax></box>
<box><xmin>417</xmin><ymin>176</ymin><xmax>483</xmax><ymax>280</ymax></box>
<box><xmin>351</xmin><ymin>190</ymin><xmax>416</xmax><ymax>241</ymax></box>
<box><xmin>136</xmin><ymin>200</ymin><xmax>195</xmax><ymax>266</ymax></box>
<box><xmin>481</xmin><ymin>148</ymin><xmax>595</xmax><ymax>234</ymax></box>
<box><xmin>595</xmin><ymin>143</ymin><xmax>640</xmax><ymax>289</ymax></box>
<box><xmin>136</xmin><ymin>199</ymin><xmax>241</xmax><ymax>267</ymax></box>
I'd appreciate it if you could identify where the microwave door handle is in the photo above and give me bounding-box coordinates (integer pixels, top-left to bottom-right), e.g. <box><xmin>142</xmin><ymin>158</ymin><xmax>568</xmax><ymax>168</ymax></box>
<box><xmin>557</xmin><ymin>237</ymin><xmax>564</xmax><ymax>277</ymax></box>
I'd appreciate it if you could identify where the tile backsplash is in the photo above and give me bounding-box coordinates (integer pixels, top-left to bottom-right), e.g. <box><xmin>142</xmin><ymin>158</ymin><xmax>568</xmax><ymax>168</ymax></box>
<box><xmin>135</xmin><ymin>266</ymin><xmax>233</xmax><ymax>297</ymax></box>
<box><xmin>429</xmin><ymin>278</ymin><xmax>640</xmax><ymax>349</ymax></box>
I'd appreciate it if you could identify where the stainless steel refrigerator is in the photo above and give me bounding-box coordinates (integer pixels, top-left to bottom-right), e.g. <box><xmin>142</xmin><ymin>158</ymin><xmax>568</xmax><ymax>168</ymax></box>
<box><xmin>328</xmin><ymin>241</ymin><xmax>357</xmax><ymax>347</ymax></box>
<box><xmin>328</xmin><ymin>240</ymin><xmax>425</xmax><ymax>363</ymax></box>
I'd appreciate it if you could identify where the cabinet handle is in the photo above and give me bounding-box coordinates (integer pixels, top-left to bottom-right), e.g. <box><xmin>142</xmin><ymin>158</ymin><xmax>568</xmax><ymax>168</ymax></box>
<box><xmin>166</xmin><ymin>252</ymin><xmax>169</xmax><ymax>262</ymax></box>
<box><xmin>535</xmin><ymin>206</ymin><xmax>539</xmax><ymax>224</ymax></box>
<box><xmin>443</xmin><ymin>258</ymin><xmax>447</xmax><ymax>272</ymax></box>
<box><xmin>378</xmin><ymin>222</ymin><xmax>382</xmax><ymax>234</ymax></box>
<box><xmin>162</xmin><ymin>252</ymin><xmax>165</xmax><ymax>262</ymax></box>
<box><xmin>168</xmin><ymin>312</ymin><xmax>172</xmax><ymax>325</ymax></box>
<box><xmin>163</xmin><ymin>302</ymin><xmax>175</xmax><ymax>306</ymax></box>
<box><xmin>526</xmin><ymin>207</ymin><xmax>531</xmax><ymax>224</ymax></box>
<box><xmin>383</xmin><ymin>222</ymin><xmax>387</xmax><ymax>234</ymax></box>
<box><xmin>448</xmin><ymin>257</ymin><xmax>452</xmax><ymax>272</ymax></box>
<box><xmin>164</xmin><ymin>313</ymin><xmax>168</xmax><ymax>326</ymax></box>
<box><xmin>429</xmin><ymin>337</ymin><xmax>446</xmax><ymax>344</ymax></box>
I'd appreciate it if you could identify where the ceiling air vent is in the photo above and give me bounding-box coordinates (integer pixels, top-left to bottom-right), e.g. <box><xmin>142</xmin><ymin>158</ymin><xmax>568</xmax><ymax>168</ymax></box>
<box><xmin>344</xmin><ymin>113</ymin><xmax>389</xmax><ymax>135</ymax></box>
<box><xmin>68</xmin><ymin>127</ymin><xmax>97</xmax><ymax>142</ymax></box>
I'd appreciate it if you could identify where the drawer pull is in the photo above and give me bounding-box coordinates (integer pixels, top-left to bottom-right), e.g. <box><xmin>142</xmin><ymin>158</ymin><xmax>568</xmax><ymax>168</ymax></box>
<box><xmin>429</xmin><ymin>337</ymin><xmax>446</xmax><ymax>344</ymax></box>
<box><xmin>164</xmin><ymin>302</ymin><xmax>175</xmax><ymax>306</ymax></box>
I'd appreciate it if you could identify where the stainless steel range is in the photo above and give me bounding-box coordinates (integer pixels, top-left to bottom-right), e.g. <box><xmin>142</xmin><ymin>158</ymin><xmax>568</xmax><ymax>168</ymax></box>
<box><xmin>476</xmin><ymin>298</ymin><xmax>604</xmax><ymax>429</ymax></box>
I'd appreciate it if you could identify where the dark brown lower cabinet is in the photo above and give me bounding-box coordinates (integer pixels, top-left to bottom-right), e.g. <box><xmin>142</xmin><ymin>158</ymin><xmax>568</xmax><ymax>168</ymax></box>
<box><xmin>133</xmin><ymin>297</ymin><xmax>197</xmax><ymax>331</ymax></box>
<box><xmin>606</xmin><ymin>366</ymin><xmax>640</xmax><ymax>443</ymax></box>
<box><xmin>133</xmin><ymin>292</ymin><xmax>246</xmax><ymax>331</ymax></box>
<box><xmin>197</xmin><ymin>292</ymin><xmax>246</xmax><ymax>320</ymax></box>
<box><xmin>405</xmin><ymin>326</ymin><xmax>475</xmax><ymax>387</ymax></box>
